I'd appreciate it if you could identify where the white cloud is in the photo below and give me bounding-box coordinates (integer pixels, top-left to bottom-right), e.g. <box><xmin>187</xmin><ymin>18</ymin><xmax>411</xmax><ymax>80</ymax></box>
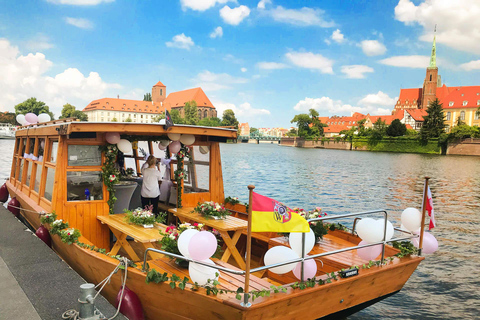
<box><xmin>193</xmin><ymin>70</ymin><xmax>248</xmax><ymax>91</ymax></box>
<box><xmin>241</xmin><ymin>67</ymin><xmax>247</xmax><ymax>72</ymax></box>
<box><xmin>265</xmin><ymin>5</ymin><xmax>335</xmax><ymax>27</ymax></box>
<box><xmin>394</xmin><ymin>0</ymin><xmax>480</xmax><ymax>54</ymax></box>
<box><xmin>460</xmin><ymin>60</ymin><xmax>480</xmax><ymax>71</ymax></box>
<box><xmin>341</xmin><ymin>65</ymin><xmax>374</xmax><ymax>79</ymax></box>
<box><xmin>209</xmin><ymin>26</ymin><xmax>223</xmax><ymax>39</ymax></box>
<box><xmin>213</xmin><ymin>101</ymin><xmax>270</xmax><ymax>121</ymax></box>
<box><xmin>165</xmin><ymin>33</ymin><xmax>195</xmax><ymax>50</ymax></box>
<box><xmin>331</xmin><ymin>29</ymin><xmax>345</xmax><ymax>44</ymax></box>
<box><xmin>180</xmin><ymin>0</ymin><xmax>233</xmax><ymax>11</ymax></box>
<box><xmin>47</xmin><ymin>0</ymin><xmax>114</xmax><ymax>5</ymax></box>
<box><xmin>0</xmin><ymin>38</ymin><xmax>120</xmax><ymax>115</ymax></box>
<box><xmin>379</xmin><ymin>55</ymin><xmax>429</xmax><ymax>68</ymax></box>
<box><xmin>293</xmin><ymin>91</ymin><xmax>396</xmax><ymax>116</ymax></box>
<box><xmin>360</xmin><ymin>40</ymin><xmax>386</xmax><ymax>56</ymax></box>
<box><xmin>122</xmin><ymin>88</ymin><xmax>145</xmax><ymax>100</ymax></box>
<box><xmin>220</xmin><ymin>5</ymin><xmax>250</xmax><ymax>25</ymax></box>
<box><xmin>358</xmin><ymin>91</ymin><xmax>396</xmax><ymax>108</ymax></box>
<box><xmin>223</xmin><ymin>54</ymin><xmax>243</xmax><ymax>64</ymax></box>
<box><xmin>256</xmin><ymin>61</ymin><xmax>288</xmax><ymax>70</ymax></box>
<box><xmin>257</xmin><ymin>0</ymin><xmax>271</xmax><ymax>9</ymax></box>
<box><xmin>25</xmin><ymin>34</ymin><xmax>54</xmax><ymax>51</ymax></box>
<box><xmin>65</xmin><ymin>17</ymin><xmax>94</xmax><ymax>29</ymax></box>
<box><xmin>285</xmin><ymin>51</ymin><xmax>334</xmax><ymax>74</ymax></box>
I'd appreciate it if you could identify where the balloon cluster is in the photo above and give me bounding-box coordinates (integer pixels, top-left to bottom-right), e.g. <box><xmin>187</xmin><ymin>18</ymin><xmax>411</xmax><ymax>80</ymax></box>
<box><xmin>401</xmin><ymin>208</ymin><xmax>438</xmax><ymax>254</ymax></box>
<box><xmin>355</xmin><ymin>218</ymin><xmax>394</xmax><ymax>260</ymax></box>
<box><xmin>177</xmin><ymin>229</ymin><xmax>219</xmax><ymax>285</ymax></box>
<box><xmin>16</xmin><ymin>113</ymin><xmax>51</xmax><ymax>126</ymax></box>
<box><xmin>264</xmin><ymin>228</ymin><xmax>318</xmax><ymax>280</ymax></box>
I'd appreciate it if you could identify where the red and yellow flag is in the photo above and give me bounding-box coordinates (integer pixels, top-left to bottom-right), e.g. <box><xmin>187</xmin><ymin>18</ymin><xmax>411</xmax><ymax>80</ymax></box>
<box><xmin>251</xmin><ymin>192</ymin><xmax>309</xmax><ymax>233</ymax></box>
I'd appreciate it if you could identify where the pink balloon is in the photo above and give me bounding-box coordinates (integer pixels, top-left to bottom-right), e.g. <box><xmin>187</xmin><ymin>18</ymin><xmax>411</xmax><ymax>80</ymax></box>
<box><xmin>357</xmin><ymin>240</ymin><xmax>383</xmax><ymax>260</ymax></box>
<box><xmin>24</xmin><ymin>121</ymin><xmax>31</xmax><ymax>126</ymax></box>
<box><xmin>169</xmin><ymin>140</ymin><xmax>181</xmax><ymax>154</ymax></box>
<box><xmin>158</xmin><ymin>142</ymin><xmax>166</xmax><ymax>150</ymax></box>
<box><xmin>293</xmin><ymin>258</ymin><xmax>317</xmax><ymax>280</ymax></box>
<box><xmin>188</xmin><ymin>231</ymin><xmax>217</xmax><ymax>261</ymax></box>
<box><xmin>412</xmin><ymin>231</ymin><xmax>438</xmax><ymax>254</ymax></box>
<box><xmin>25</xmin><ymin>113</ymin><xmax>38</xmax><ymax>123</ymax></box>
<box><xmin>106</xmin><ymin>132</ymin><xmax>121</xmax><ymax>144</ymax></box>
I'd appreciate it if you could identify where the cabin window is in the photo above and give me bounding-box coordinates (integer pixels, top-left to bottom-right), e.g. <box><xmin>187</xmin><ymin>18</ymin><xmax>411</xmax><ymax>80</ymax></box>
<box><xmin>66</xmin><ymin>171</ymin><xmax>103</xmax><ymax>201</ymax></box>
<box><xmin>49</xmin><ymin>141</ymin><xmax>58</xmax><ymax>163</ymax></box>
<box><xmin>38</xmin><ymin>138</ymin><xmax>45</xmax><ymax>159</ymax></box>
<box><xmin>67</xmin><ymin>145</ymin><xmax>102</xmax><ymax>166</ymax></box>
<box><xmin>34</xmin><ymin>163</ymin><xmax>42</xmax><ymax>192</ymax></box>
<box><xmin>182</xmin><ymin>146</ymin><xmax>209</xmax><ymax>193</ymax></box>
<box><xmin>44</xmin><ymin>168</ymin><xmax>55</xmax><ymax>201</ymax></box>
<box><xmin>17</xmin><ymin>159</ymin><xmax>24</xmax><ymax>183</ymax></box>
<box><xmin>25</xmin><ymin>162</ymin><xmax>33</xmax><ymax>187</ymax></box>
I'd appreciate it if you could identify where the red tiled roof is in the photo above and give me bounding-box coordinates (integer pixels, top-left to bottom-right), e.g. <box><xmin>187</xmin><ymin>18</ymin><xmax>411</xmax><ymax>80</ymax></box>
<box><xmin>398</xmin><ymin>88</ymin><xmax>422</xmax><ymax>102</ymax></box>
<box><xmin>164</xmin><ymin>87</ymin><xmax>215</xmax><ymax>109</ymax></box>
<box><xmin>405</xmin><ymin>124</ymin><xmax>413</xmax><ymax>129</ymax></box>
<box><xmin>83</xmin><ymin>98</ymin><xmax>160</xmax><ymax>114</ymax></box>
<box><xmin>439</xmin><ymin>85</ymin><xmax>480</xmax><ymax>109</ymax></box>
<box><xmin>153</xmin><ymin>81</ymin><xmax>165</xmax><ymax>87</ymax></box>
<box><xmin>367</xmin><ymin>114</ymin><xmax>402</xmax><ymax>125</ymax></box>
<box><xmin>324</xmin><ymin>125</ymin><xmax>349</xmax><ymax>133</ymax></box>
<box><xmin>405</xmin><ymin>109</ymin><xmax>427</xmax><ymax>121</ymax></box>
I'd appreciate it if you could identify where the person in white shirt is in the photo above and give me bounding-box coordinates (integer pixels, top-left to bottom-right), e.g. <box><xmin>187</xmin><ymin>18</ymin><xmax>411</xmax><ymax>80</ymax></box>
<box><xmin>141</xmin><ymin>155</ymin><xmax>162</xmax><ymax>216</ymax></box>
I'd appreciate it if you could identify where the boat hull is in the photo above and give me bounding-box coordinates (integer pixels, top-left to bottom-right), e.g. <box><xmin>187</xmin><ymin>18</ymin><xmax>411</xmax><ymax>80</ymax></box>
<box><xmin>8</xmin><ymin>186</ymin><xmax>424</xmax><ymax>320</ymax></box>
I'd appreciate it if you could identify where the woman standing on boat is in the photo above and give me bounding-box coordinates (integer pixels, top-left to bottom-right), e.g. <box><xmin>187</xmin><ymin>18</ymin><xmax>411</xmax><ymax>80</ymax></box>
<box><xmin>141</xmin><ymin>155</ymin><xmax>162</xmax><ymax>216</ymax></box>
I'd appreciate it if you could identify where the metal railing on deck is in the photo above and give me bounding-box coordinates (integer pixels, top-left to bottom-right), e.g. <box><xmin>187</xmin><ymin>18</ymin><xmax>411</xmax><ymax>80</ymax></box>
<box><xmin>142</xmin><ymin>209</ymin><xmax>419</xmax><ymax>306</ymax></box>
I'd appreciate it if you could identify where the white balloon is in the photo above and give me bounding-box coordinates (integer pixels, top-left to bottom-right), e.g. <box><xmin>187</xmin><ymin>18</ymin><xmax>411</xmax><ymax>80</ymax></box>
<box><xmin>117</xmin><ymin>139</ymin><xmax>132</xmax><ymax>154</ymax></box>
<box><xmin>375</xmin><ymin>219</ymin><xmax>394</xmax><ymax>242</ymax></box>
<box><xmin>179</xmin><ymin>134</ymin><xmax>195</xmax><ymax>146</ymax></box>
<box><xmin>16</xmin><ymin>114</ymin><xmax>26</xmax><ymax>125</ymax></box>
<box><xmin>177</xmin><ymin>229</ymin><xmax>199</xmax><ymax>258</ymax></box>
<box><xmin>356</xmin><ymin>218</ymin><xmax>376</xmax><ymax>242</ymax></box>
<box><xmin>357</xmin><ymin>218</ymin><xmax>394</xmax><ymax>243</ymax></box>
<box><xmin>264</xmin><ymin>246</ymin><xmax>299</xmax><ymax>274</ymax></box>
<box><xmin>160</xmin><ymin>140</ymin><xmax>170</xmax><ymax>147</ymax></box>
<box><xmin>38</xmin><ymin>113</ymin><xmax>51</xmax><ymax>123</ymax></box>
<box><xmin>401</xmin><ymin>208</ymin><xmax>422</xmax><ymax>232</ymax></box>
<box><xmin>199</xmin><ymin>146</ymin><xmax>209</xmax><ymax>154</ymax></box>
<box><xmin>167</xmin><ymin>133</ymin><xmax>181</xmax><ymax>141</ymax></box>
<box><xmin>189</xmin><ymin>259</ymin><xmax>219</xmax><ymax>286</ymax></box>
<box><xmin>289</xmin><ymin>228</ymin><xmax>315</xmax><ymax>256</ymax></box>
<box><xmin>158</xmin><ymin>143</ymin><xmax>167</xmax><ymax>151</ymax></box>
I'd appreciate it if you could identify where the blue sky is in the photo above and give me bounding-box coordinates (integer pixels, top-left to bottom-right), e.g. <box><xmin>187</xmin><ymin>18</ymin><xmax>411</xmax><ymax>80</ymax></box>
<box><xmin>1</xmin><ymin>0</ymin><xmax>479</xmax><ymax>128</ymax></box>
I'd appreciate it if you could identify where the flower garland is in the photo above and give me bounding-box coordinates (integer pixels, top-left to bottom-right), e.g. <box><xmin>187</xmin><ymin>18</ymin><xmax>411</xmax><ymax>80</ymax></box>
<box><xmin>125</xmin><ymin>206</ymin><xmax>157</xmax><ymax>226</ymax></box>
<box><xmin>50</xmin><ymin>219</ymin><xmax>70</xmax><ymax>235</ymax></box>
<box><xmin>60</xmin><ymin>228</ymin><xmax>81</xmax><ymax>245</ymax></box>
<box><xmin>194</xmin><ymin>201</ymin><xmax>231</xmax><ymax>219</ymax></box>
<box><xmin>174</xmin><ymin>144</ymin><xmax>190</xmax><ymax>208</ymax></box>
<box><xmin>224</xmin><ymin>196</ymin><xmax>240</xmax><ymax>205</ymax></box>
<box><xmin>40</xmin><ymin>211</ymin><xmax>57</xmax><ymax>225</ymax></box>
<box><xmin>100</xmin><ymin>144</ymin><xmax>120</xmax><ymax>214</ymax></box>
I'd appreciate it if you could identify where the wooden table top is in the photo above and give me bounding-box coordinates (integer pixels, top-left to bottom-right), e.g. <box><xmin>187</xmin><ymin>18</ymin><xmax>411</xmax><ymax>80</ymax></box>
<box><xmin>97</xmin><ymin>213</ymin><xmax>166</xmax><ymax>243</ymax></box>
<box><xmin>169</xmin><ymin>207</ymin><xmax>248</xmax><ymax>232</ymax></box>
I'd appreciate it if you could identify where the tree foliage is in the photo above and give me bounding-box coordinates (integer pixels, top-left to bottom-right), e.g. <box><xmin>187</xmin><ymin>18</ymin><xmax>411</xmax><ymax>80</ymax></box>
<box><xmin>152</xmin><ymin>112</ymin><xmax>165</xmax><ymax>123</ymax></box>
<box><xmin>111</xmin><ymin>117</ymin><xmax>118</xmax><ymax>122</ymax></box>
<box><xmin>291</xmin><ymin>114</ymin><xmax>311</xmax><ymax>138</ymax></box>
<box><xmin>198</xmin><ymin>117</ymin><xmax>222</xmax><ymax>127</ymax></box>
<box><xmin>15</xmin><ymin>98</ymin><xmax>54</xmax><ymax>119</ymax></box>
<box><xmin>221</xmin><ymin>109</ymin><xmax>239</xmax><ymax>128</ymax></box>
<box><xmin>144</xmin><ymin>93</ymin><xmax>152</xmax><ymax>101</ymax></box>
<box><xmin>184</xmin><ymin>101</ymin><xmax>199</xmax><ymax>125</ymax></box>
<box><xmin>0</xmin><ymin>112</ymin><xmax>16</xmax><ymax>125</ymax></box>
<box><xmin>60</xmin><ymin>103</ymin><xmax>88</xmax><ymax>121</ymax></box>
<box><xmin>386</xmin><ymin>119</ymin><xmax>407</xmax><ymax>137</ymax></box>
<box><xmin>124</xmin><ymin>117</ymin><xmax>133</xmax><ymax>122</ymax></box>
<box><xmin>170</xmin><ymin>109</ymin><xmax>185</xmax><ymax>124</ymax></box>
<box><xmin>448</xmin><ymin>124</ymin><xmax>480</xmax><ymax>139</ymax></box>
<box><xmin>420</xmin><ymin>98</ymin><xmax>445</xmax><ymax>141</ymax></box>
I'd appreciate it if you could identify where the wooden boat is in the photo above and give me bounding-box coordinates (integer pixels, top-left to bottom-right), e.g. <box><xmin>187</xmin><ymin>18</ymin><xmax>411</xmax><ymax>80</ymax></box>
<box><xmin>6</xmin><ymin>118</ymin><xmax>424</xmax><ymax>319</ymax></box>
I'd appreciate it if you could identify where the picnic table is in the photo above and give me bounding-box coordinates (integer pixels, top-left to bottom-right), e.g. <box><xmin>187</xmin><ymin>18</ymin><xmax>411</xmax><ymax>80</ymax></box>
<box><xmin>97</xmin><ymin>213</ymin><xmax>166</xmax><ymax>261</ymax></box>
<box><xmin>169</xmin><ymin>207</ymin><xmax>248</xmax><ymax>269</ymax></box>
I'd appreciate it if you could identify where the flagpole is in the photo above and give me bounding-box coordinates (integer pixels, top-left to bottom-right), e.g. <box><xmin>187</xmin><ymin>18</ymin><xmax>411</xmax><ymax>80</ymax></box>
<box><xmin>418</xmin><ymin>177</ymin><xmax>430</xmax><ymax>256</ymax></box>
<box><xmin>243</xmin><ymin>185</ymin><xmax>255</xmax><ymax>307</ymax></box>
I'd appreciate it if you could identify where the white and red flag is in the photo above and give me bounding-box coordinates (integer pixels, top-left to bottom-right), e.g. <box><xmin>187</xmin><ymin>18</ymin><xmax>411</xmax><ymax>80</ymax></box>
<box><xmin>425</xmin><ymin>186</ymin><xmax>436</xmax><ymax>230</ymax></box>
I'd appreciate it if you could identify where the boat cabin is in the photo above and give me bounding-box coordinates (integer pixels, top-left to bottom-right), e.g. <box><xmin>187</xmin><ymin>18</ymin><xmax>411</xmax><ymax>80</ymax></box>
<box><xmin>9</xmin><ymin>119</ymin><xmax>237</xmax><ymax>249</ymax></box>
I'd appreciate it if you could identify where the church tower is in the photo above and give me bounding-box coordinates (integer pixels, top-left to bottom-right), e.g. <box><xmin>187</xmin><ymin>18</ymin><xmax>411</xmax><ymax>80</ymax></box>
<box><xmin>421</xmin><ymin>30</ymin><xmax>438</xmax><ymax>109</ymax></box>
<box><xmin>152</xmin><ymin>81</ymin><xmax>166</xmax><ymax>104</ymax></box>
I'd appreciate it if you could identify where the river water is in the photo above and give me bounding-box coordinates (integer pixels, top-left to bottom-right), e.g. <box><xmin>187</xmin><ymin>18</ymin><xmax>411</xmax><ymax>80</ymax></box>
<box><xmin>1</xmin><ymin>140</ymin><xmax>478</xmax><ymax>319</ymax></box>
<box><xmin>221</xmin><ymin>143</ymin><xmax>480</xmax><ymax>320</ymax></box>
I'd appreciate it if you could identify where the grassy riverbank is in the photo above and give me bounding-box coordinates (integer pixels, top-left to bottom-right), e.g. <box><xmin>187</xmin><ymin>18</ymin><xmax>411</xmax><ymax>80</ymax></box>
<box><xmin>352</xmin><ymin>137</ymin><xmax>441</xmax><ymax>154</ymax></box>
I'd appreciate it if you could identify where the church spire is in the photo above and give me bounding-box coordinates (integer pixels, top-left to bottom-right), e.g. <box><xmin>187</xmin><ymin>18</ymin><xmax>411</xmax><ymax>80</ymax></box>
<box><xmin>429</xmin><ymin>25</ymin><xmax>436</xmax><ymax>69</ymax></box>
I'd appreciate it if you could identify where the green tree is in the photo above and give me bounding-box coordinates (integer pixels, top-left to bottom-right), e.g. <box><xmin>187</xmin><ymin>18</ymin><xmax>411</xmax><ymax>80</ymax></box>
<box><xmin>250</xmin><ymin>127</ymin><xmax>258</xmax><ymax>134</ymax></box>
<box><xmin>449</xmin><ymin>124</ymin><xmax>480</xmax><ymax>139</ymax></box>
<box><xmin>144</xmin><ymin>93</ymin><xmax>152</xmax><ymax>101</ymax></box>
<box><xmin>356</xmin><ymin>118</ymin><xmax>367</xmax><ymax>136</ymax></box>
<box><xmin>152</xmin><ymin>112</ymin><xmax>165</xmax><ymax>122</ymax></box>
<box><xmin>455</xmin><ymin>116</ymin><xmax>465</xmax><ymax>127</ymax></box>
<box><xmin>420</xmin><ymin>98</ymin><xmax>445</xmax><ymax>141</ymax></box>
<box><xmin>184</xmin><ymin>101</ymin><xmax>199</xmax><ymax>125</ymax></box>
<box><xmin>308</xmin><ymin>109</ymin><xmax>327</xmax><ymax>136</ymax></box>
<box><xmin>15</xmin><ymin>98</ymin><xmax>54</xmax><ymax>119</ymax></box>
<box><xmin>124</xmin><ymin>117</ymin><xmax>133</xmax><ymax>122</ymax></box>
<box><xmin>60</xmin><ymin>103</ymin><xmax>76</xmax><ymax>118</ymax></box>
<box><xmin>290</xmin><ymin>114</ymin><xmax>312</xmax><ymax>138</ymax></box>
<box><xmin>0</xmin><ymin>112</ymin><xmax>16</xmax><ymax>125</ymax></box>
<box><xmin>197</xmin><ymin>117</ymin><xmax>222</xmax><ymax>127</ymax></box>
<box><xmin>111</xmin><ymin>117</ymin><xmax>118</xmax><ymax>122</ymax></box>
<box><xmin>71</xmin><ymin>110</ymin><xmax>88</xmax><ymax>121</ymax></box>
<box><xmin>286</xmin><ymin>128</ymin><xmax>297</xmax><ymax>137</ymax></box>
<box><xmin>221</xmin><ymin>109</ymin><xmax>239</xmax><ymax>128</ymax></box>
<box><xmin>386</xmin><ymin>119</ymin><xmax>407</xmax><ymax>137</ymax></box>
<box><xmin>170</xmin><ymin>109</ymin><xmax>185</xmax><ymax>124</ymax></box>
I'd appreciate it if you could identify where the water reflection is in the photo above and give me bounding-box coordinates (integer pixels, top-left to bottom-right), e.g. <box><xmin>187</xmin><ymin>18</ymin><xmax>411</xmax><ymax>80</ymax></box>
<box><xmin>221</xmin><ymin>143</ymin><xmax>480</xmax><ymax>320</ymax></box>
